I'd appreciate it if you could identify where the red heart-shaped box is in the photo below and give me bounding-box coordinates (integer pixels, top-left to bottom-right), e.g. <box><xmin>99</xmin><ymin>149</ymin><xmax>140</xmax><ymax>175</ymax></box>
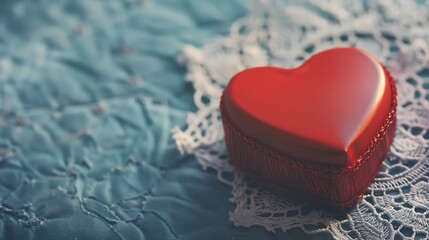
<box><xmin>220</xmin><ymin>48</ymin><xmax>397</xmax><ymax>210</ymax></box>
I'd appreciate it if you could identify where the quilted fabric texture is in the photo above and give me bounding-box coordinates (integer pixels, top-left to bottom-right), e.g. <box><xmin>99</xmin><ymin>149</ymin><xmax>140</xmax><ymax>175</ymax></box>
<box><xmin>0</xmin><ymin>0</ymin><xmax>288</xmax><ymax>239</ymax></box>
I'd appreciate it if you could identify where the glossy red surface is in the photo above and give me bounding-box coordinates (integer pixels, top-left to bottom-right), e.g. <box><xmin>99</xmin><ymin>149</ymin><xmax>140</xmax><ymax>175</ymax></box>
<box><xmin>223</xmin><ymin>48</ymin><xmax>392</xmax><ymax>166</ymax></box>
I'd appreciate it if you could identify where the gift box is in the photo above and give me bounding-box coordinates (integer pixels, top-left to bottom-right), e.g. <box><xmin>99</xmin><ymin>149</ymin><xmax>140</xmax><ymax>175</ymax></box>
<box><xmin>220</xmin><ymin>48</ymin><xmax>397</xmax><ymax>210</ymax></box>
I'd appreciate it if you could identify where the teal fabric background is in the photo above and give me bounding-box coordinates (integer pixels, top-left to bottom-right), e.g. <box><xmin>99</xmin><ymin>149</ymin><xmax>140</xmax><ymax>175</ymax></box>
<box><xmin>0</xmin><ymin>0</ymin><xmax>327</xmax><ymax>239</ymax></box>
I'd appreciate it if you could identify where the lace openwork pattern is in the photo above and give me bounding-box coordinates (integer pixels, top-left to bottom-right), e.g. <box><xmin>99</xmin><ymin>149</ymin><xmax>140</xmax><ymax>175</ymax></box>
<box><xmin>173</xmin><ymin>1</ymin><xmax>429</xmax><ymax>239</ymax></box>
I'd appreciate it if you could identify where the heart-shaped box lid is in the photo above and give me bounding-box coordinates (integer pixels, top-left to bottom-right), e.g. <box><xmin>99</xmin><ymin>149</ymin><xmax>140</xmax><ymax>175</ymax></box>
<box><xmin>223</xmin><ymin>48</ymin><xmax>393</xmax><ymax>166</ymax></box>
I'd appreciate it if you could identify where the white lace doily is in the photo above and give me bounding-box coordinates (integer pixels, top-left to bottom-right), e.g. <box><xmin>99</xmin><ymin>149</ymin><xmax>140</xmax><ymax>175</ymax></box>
<box><xmin>173</xmin><ymin>1</ymin><xmax>429</xmax><ymax>239</ymax></box>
